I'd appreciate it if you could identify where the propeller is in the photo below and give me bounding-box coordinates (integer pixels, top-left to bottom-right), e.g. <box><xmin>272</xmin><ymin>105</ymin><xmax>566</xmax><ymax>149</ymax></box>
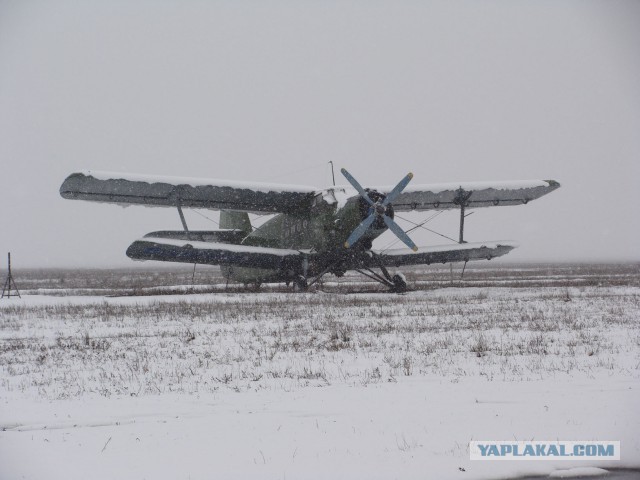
<box><xmin>341</xmin><ymin>168</ymin><xmax>418</xmax><ymax>251</ymax></box>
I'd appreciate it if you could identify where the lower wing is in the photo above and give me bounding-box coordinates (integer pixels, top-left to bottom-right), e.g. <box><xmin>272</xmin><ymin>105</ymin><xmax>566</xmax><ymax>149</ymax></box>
<box><xmin>127</xmin><ymin>237</ymin><xmax>516</xmax><ymax>274</ymax></box>
<box><xmin>126</xmin><ymin>237</ymin><xmax>307</xmax><ymax>269</ymax></box>
<box><xmin>371</xmin><ymin>241</ymin><xmax>518</xmax><ymax>267</ymax></box>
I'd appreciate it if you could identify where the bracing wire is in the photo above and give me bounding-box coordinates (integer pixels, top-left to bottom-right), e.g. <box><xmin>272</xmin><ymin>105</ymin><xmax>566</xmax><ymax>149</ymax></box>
<box><xmin>397</xmin><ymin>212</ymin><xmax>457</xmax><ymax>242</ymax></box>
<box><xmin>191</xmin><ymin>208</ymin><xmax>275</xmax><ymax>234</ymax></box>
<box><xmin>379</xmin><ymin>211</ymin><xmax>458</xmax><ymax>252</ymax></box>
<box><xmin>191</xmin><ymin>209</ymin><xmax>220</xmax><ymax>227</ymax></box>
<box><xmin>380</xmin><ymin>212</ymin><xmax>441</xmax><ymax>251</ymax></box>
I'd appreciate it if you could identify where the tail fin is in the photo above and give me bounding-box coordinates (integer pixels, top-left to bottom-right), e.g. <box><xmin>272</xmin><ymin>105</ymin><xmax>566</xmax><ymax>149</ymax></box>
<box><xmin>219</xmin><ymin>210</ymin><xmax>251</xmax><ymax>236</ymax></box>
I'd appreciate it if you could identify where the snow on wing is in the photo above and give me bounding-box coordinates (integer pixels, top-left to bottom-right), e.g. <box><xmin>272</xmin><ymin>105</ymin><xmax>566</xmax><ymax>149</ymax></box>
<box><xmin>373</xmin><ymin>241</ymin><xmax>518</xmax><ymax>267</ymax></box>
<box><xmin>60</xmin><ymin>171</ymin><xmax>318</xmax><ymax>214</ymax></box>
<box><xmin>126</xmin><ymin>237</ymin><xmax>307</xmax><ymax>269</ymax></box>
<box><xmin>377</xmin><ymin>180</ymin><xmax>560</xmax><ymax>211</ymax></box>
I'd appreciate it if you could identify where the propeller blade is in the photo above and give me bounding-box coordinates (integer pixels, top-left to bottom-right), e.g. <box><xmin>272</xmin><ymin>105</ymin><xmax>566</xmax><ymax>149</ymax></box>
<box><xmin>383</xmin><ymin>215</ymin><xmax>418</xmax><ymax>251</ymax></box>
<box><xmin>382</xmin><ymin>172</ymin><xmax>413</xmax><ymax>206</ymax></box>
<box><xmin>344</xmin><ymin>214</ymin><xmax>377</xmax><ymax>248</ymax></box>
<box><xmin>341</xmin><ymin>168</ymin><xmax>418</xmax><ymax>251</ymax></box>
<box><xmin>341</xmin><ymin>168</ymin><xmax>374</xmax><ymax>206</ymax></box>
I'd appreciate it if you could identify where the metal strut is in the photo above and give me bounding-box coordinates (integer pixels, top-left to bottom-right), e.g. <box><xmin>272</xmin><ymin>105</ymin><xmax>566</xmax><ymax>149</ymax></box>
<box><xmin>306</xmin><ymin>261</ymin><xmax>336</xmax><ymax>288</ymax></box>
<box><xmin>176</xmin><ymin>200</ymin><xmax>191</xmax><ymax>239</ymax></box>
<box><xmin>176</xmin><ymin>199</ymin><xmax>197</xmax><ymax>280</ymax></box>
<box><xmin>356</xmin><ymin>252</ymin><xmax>401</xmax><ymax>289</ymax></box>
<box><xmin>454</xmin><ymin>188</ymin><xmax>473</xmax><ymax>244</ymax></box>
<box><xmin>460</xmin><ymin>260</ymin><xmax>468</xmax><ymax>279</ymax></box>
<box><xmin>355</xmin><ymin>269</ymin><xmax>393</xmax><ymax>286</ymax></box>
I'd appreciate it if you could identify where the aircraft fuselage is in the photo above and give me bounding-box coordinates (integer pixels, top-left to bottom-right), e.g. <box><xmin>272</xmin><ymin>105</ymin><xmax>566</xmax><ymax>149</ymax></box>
<box><xmin>223</xmin><ymin>190</ymin><xmax>392</xmax><ymax>285</ymax></box>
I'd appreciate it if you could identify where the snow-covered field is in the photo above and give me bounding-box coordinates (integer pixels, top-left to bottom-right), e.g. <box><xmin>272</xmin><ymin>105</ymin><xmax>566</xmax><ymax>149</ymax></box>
<box><xmin>1</xmin><ymin>264</ymin><xmax>639</xmax><ymax>479</ymax></box>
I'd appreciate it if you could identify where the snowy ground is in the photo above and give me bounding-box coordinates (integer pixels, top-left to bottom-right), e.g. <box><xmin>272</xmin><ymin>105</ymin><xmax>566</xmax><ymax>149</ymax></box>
<box><xmin>1</xmin><ymin>264</ymin><xmax>639</xmax><ymax>479</ymax></box>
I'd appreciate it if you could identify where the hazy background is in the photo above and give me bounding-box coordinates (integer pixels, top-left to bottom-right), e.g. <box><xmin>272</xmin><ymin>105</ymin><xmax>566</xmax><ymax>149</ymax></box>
<box><xmin>1</xmin><ymin>1</ymin><xmax>638</xmax><ymax>268</ymax></box>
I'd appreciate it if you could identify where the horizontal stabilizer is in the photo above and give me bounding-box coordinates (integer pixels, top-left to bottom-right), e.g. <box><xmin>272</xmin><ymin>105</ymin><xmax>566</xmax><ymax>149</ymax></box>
<box><xmin>126</xmin><ymin>237</ymin><xmax>306</xmax><ymax>269</ymax></box>
<box><xmin>373</xmin><ymin>241</ymin><xmax>518</xmax><ymax>267</ymax></box>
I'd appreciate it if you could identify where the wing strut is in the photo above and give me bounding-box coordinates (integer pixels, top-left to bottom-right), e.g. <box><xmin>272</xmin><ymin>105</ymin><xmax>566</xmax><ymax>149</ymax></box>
<box><xmin>454</xmin><ymin>188</ymin><xmax>473</xmax><ymax>243</ymax></box>
<box><xmin>176</xmin><ymin>200</ymin><xmax>192</xmax><ymax>241</ymax></box>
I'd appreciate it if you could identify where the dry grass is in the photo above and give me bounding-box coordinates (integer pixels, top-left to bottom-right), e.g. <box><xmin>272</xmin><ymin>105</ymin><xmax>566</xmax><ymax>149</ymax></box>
<box><xmin>1</xmin><ymin>263</ymin><xmax>639</xmax><ymax>399</ymax></box>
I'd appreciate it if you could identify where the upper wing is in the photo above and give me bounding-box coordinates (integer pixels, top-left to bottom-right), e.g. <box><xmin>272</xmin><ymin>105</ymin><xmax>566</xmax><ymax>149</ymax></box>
<box><xmin>374</xmin><ymin>180</ymin><xmax>560</xmax><ymax>212</ymax></box>
<box><xmin>60</xmin><ymin>171</ymin><xmax>318</xmax><ymax>214</ymax></box>
<box><xmin>126</xmin><ymin>237</ymin><xmax>307</xmax><ymax>268</ymax></box>
<box><xmin>372</xmin><ymin>241</ymin><xmax>518</xmax><ymax>267</ymax></box>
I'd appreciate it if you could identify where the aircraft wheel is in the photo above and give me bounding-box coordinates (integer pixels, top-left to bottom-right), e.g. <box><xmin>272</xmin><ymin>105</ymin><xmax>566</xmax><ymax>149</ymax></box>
<box><xmin>391</xmin><ymin>273</ymin><xmax>407</xmax><ymax>293</ymax></box>
<box><xmin>293</xmin><ymin>276</ymin><xmax>308</xmax><ymax>292</ymax></box>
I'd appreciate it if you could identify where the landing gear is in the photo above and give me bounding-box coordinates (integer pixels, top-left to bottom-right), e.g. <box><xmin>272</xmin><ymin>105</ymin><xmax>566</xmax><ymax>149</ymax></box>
<box><xmin>351</xmin><ymin>252</ymin><xmax>410</xmax><ymax>293</ymax></box>
<box><xmin>293</xmin><ymin>275</ymin><xmax>308</xmax><ymax>292</ymax></box>
<box><xmin>390</xmin><ymin>273</ymin><xmax>407</xmax><ymax>293</ymax></box>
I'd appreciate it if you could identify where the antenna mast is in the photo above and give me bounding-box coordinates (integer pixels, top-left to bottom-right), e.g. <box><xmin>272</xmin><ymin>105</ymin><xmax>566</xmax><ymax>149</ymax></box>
<box><xmin>2</xmin><ymin>252</ymin><xmax>21</xmax><ymax>299</ymax></box>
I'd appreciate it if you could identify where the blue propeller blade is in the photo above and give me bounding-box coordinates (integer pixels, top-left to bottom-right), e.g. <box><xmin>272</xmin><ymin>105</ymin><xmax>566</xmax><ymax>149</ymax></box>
<box><xmin>341</xmin><ymin>168</ymin><xmax>418</xmax><ymax>251</ymax></box>
<box><xmin>383</xmin><ymin>215</ymin><xmax>418</xmax><ymax>251</ymax></box>
<box><xmin>344</xmin><ymin>214</ymin><xmax>377</xmax><ymax>248</ymax></box>
<box><xmin>382</xmin><ymin>172</ymin><xmax>413</xmax><ymax>206</ymax></box>
<box><xmin>341</xmin><ymin>168</ymin><xmax>374</xmax><ymax>206</ymax></box>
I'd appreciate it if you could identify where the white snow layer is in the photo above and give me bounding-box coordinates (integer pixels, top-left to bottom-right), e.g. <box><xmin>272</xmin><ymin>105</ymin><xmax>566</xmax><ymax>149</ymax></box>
<box><xmin>141</xmin><ymin>237</ymin><xmax>307</xmax><ymax>256</ymax></box>
<box><xmin>1</xmin><ymin>287</ymin><xmax>637</xmax><ymax>480</ymax></box>
<box><xmin>394</xmin><ymin>179</ymin><xmax>555</xmax><ymax>194</ymax></box>
<box><xmin>83</xmin><ymin>171</ymin><xmax>554</xmax><ymax>196</ymax></box>
<box><xmin>82</xmin><ymin>170</ymin><xmax>318</xmax><ymax>194</ymax></box>
<box><xmin>383</xmin><ymin>240</ymin><xmax>519</xmax><ymax>256</ymax></box>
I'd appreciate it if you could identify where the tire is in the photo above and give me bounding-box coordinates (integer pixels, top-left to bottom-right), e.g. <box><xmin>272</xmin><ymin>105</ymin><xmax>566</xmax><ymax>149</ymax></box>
<box><xmin>391</xmin><ymin>274</ymin><xmax>407</xmax><ymax>293</ymax></box>
<box><xmin>293</xmin><ymin>276</ymin><xmax>308</xmax><ymax>292</ymax></box>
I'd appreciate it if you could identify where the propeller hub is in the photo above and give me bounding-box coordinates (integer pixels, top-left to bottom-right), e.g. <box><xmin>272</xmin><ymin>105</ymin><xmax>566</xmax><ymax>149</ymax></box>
<box><xmin>359</xmin><ymin>190</ymin><xmax>393</xmax><ymax>228</ymax></box>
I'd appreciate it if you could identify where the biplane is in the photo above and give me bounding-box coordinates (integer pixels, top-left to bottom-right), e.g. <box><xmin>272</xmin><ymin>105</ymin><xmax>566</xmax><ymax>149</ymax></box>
<box><xmin>60</xmin><ymin>169</ymin><xmax>560</xmax><ymax>292</ymax></box>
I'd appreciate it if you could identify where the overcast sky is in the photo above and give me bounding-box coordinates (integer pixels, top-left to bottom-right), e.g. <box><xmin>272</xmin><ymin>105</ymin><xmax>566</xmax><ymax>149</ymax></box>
<box><xmin>1</xmin><ymin>1</ymin><xmax>638</xmax><ymax>268</ymax></box>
